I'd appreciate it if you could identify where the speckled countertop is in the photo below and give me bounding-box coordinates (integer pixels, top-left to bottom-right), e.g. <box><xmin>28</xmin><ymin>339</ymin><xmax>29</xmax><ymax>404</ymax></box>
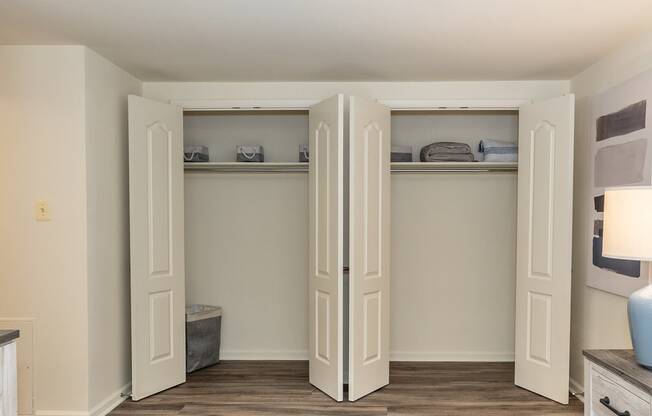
<box><xmin>0</xmin><ymin>330</ymin><xmax>19</xmax><ymax>345</ymax></box>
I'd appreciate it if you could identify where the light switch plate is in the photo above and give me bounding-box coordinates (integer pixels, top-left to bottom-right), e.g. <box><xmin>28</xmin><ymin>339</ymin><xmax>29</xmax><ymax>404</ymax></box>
<box><xmin>35</xmin><ymin>200</ymin><xmax>51</xmax><ymax>221</ymax></box>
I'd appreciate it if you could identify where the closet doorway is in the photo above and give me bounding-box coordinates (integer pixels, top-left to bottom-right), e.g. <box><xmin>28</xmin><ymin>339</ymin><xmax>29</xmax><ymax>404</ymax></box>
<box><xmin>126</xmin><ymin>94</ymin><xmax>574</xmax><ymax>404</ymax></box>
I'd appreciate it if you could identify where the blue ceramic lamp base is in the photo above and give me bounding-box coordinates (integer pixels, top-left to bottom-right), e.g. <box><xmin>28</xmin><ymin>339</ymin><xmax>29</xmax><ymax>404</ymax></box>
<box><xmin>629</xmin><ymin>284</ymin><xmax>652</xmax><ymax>369</ymax></box>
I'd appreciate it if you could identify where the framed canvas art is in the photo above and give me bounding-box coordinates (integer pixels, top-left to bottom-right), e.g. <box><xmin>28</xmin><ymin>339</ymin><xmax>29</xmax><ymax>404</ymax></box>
<box><xmin>588</xmin><ymin>69</ymin><xmax>652</xmax><ymax>297</ymax></box>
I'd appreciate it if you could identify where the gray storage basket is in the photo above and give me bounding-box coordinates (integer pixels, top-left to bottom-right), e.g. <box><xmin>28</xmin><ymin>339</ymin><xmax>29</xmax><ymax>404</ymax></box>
<box><xmin>184</xmin><ymin>145</ymin><xmax>210</xmax><ymax>162</ymax></box>
<box><xmin>299</xmin><ymin>144</ymin><xmax>309</xmax><ymax>163</ymax></box>
<box><xmin>186</xmin><ymin>304</ymin><xmax>222</xmax><ymax>373</ymax></box>
<box><xmin>391</xmin><ymin>145</ymin><xmax>413</xmax><ymax>162</ymax></box>
<box><xmin>236</xmin><ymin>145</ymin><xmax>264</xmax><ymax>162</ymax></box>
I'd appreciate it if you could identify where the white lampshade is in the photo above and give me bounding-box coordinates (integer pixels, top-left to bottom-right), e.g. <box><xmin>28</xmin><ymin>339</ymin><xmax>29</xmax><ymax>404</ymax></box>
<box><xmin>603</xmin><ymin>187</ymin><xmax>652</xmax><ymax>261</ymax></box>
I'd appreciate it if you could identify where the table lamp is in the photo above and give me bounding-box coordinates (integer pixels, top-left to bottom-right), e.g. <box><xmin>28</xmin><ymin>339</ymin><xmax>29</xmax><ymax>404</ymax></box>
<box><xmin>603</xmin><ymin>187</ymin><xmax>652</xmax><ymax>368</ymax></box>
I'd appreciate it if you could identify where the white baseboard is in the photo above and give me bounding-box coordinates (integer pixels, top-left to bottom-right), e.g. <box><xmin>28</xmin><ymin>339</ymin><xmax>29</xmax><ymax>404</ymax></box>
<box><xmin>390</xmin><ymin>350</ymin><xmax>515</xmax><ymax>362</ymax></box>
<box><xmin>89</xmin><ymin>383</ymin><xmax>131</xmax><ymax>416</ymax></box>
<box><xmin>220</xmin><ymin>349</ymin><xmax>515</xmax><ymax>362</ymax></box>
<box><xmin>569</xmin><ymin>377</ymin><xmax>584</xmax><ymax>401</ymax></box>
<box><xmin>220</xmin><ymin>350</ymin><xmax>309</xmax><ymax>360</ymax></box>
<box><xmin>34</xmin><ymin>382</ymin><xmax>131</xmax><ymax>416</ymax></box>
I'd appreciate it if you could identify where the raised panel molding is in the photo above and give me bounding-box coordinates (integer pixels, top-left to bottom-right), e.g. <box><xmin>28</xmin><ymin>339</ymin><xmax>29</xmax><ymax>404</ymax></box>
<box><xmin>363</xmin><ymin>122</ymin><xmax>382</xmax><ymax>279</ymax></box>
<box><xmin>315</xmin><ymin>121</ymin><xmax>331</xmax><ymax>279</ymax></box>
<box><xmin>315</xmin><ymin>290</ymin><xmax>331</xmax><ymax>364</ymax></box>
<box><xmin>528</xmin><ymin>121</ymin><xmax>555</xmax><ymax>279</ymax></box>
<box><xmin>149</xmin><ymin>290</ymin><xmax>174</xmax><ymax>363</ymax></box>
<box><xmin>363</xmin><ymin>291</ymin><xmax>382</xmax><ymax>365</ymax></box>
<box><xmin>147</xmin><ymin>121</ymin><xmax>173</xmax><ymax>278</ymax></box>
<box><xmin>527</xmin><ymin>291</ymin><xmax>552</xmax><ymax>367</ymax></box>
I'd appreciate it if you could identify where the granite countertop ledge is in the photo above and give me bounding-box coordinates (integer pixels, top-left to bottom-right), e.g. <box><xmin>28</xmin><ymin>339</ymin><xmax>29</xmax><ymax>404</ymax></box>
<box><xmin>584</xmin><ymin>349</ymin><xmax>652</xmax><ymax>395</ymax></box>
<box><xmin>0</xmin><ymin>329</ymin><xmax>19</xmax><ymax>345</ymax></box>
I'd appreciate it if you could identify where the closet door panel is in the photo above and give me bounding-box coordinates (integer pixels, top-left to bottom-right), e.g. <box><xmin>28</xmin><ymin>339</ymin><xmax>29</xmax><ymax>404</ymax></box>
<box><xmin>128</xmin><ymin>95</ymin><xmax>186</xmax><ymax>401</ymax></box>
<box><xmin>309</xmin><ymin>94</ymin><xmax>344</xmax><ymax>402</ymax></box>
<box><xmin>515</xmin><ymin>94</ymin><xmax>574</xmax><ymax>404</ymax></box>
<box><xmin>349</xmin><ymin>96</ymin><xmax>391</xmax><ymax>401</ymax></box>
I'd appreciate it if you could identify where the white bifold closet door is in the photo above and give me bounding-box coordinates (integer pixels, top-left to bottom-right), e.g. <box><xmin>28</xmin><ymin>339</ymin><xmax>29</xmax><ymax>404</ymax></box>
<box><xmin>514</xmin><ymin>94</ymin><xmax>574</xmax><ymax>404</ymax></box>
<box><xmin>348</xmin><ymin>96</ymin><xmax>391</xmax><ymax>401</ymax></box>
<box><xmin>308</xmin><ymin>94</ymin><xmax>391</xmax><ymax>402</ymax></box>
<box><xmin>308</xmin><ymin>94</ymin><xmax>345</xmax><ymax>401</ymax></box>
<box><xmin>128</xmin><ymin>95</ymin><xmax>186</xmax><ymax>401</ymax></box>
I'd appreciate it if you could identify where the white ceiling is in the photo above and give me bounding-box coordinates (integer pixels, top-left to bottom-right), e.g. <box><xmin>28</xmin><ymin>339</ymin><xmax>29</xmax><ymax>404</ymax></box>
<box><xmin>1</xmin><ymin>0</ymin><xmax>651</xmax><ymax>82</ymax></box>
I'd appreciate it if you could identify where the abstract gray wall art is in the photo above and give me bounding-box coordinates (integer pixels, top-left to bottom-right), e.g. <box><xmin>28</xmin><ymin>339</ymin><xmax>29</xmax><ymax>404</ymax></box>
<box><xmin>594</xmin><ymin>138</ymin><xmax>647</xmax><ymax>187</ymax></box>
<box><xmin>588</xmin><ymin>69</ymin><xmax>652</xmax><ymax>297</ymax></box>
<box><xmin>596</xmin><ymin>100</ymin><xmax>646</xmax><ymax>141</ymax></box>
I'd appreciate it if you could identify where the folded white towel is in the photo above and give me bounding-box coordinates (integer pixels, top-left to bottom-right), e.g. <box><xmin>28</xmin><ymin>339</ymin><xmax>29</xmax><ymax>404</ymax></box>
<box><xmin>484</xmin><ymin>153</ymin><xmax>518</xmax><ymax>162</ymax></box>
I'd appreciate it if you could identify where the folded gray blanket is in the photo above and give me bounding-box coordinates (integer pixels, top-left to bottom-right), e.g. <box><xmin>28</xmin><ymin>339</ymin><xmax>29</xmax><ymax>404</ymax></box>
<box><xmin>422</xmin><ymin>142</ymin><xmax>472</xmax><ymax>154</ymax></box>
<box><xmin>420</xmin><ymin>142</ymin><xmax>474</xmax><ymax>162</ymax></box>
<box><xmin>422</xmin><ymin>153</ymin><xmax>475</xmax><ymax>162</ymax></box>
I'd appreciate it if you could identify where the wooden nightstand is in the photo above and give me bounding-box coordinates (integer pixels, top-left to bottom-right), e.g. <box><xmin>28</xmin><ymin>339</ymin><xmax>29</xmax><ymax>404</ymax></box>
<box><xmin>584</xmin><ymin>350</ymin><xmax>652</xmax><ymax>416</ymax></box>
<box><xmin>0</xmin><ymin>330</ymin><xmax>18</xmax><ymax>416</ymax></box>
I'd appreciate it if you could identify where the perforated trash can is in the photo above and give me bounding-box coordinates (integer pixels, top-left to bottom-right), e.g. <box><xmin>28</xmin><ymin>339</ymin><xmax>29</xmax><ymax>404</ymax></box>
<box><xmin>186</xmin><ymin>304</ymin><xmax>222</xmax><ymax>373</ymax></box>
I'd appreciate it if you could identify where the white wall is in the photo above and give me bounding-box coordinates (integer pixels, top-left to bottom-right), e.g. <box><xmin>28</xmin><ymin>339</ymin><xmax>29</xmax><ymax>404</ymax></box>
<box><xmin>184</xmin><ymin>173</ymin><xmax>309</xmax><ymax>359</ymax></box>
<box><xmin>0</xmin><ymin>45</ymin><xmax>142</xmax><ymax>415</ymax></box>
<box><xmin>0</xmin><ymin>46</ymin><xmax>89</xmax><ymax>413</ymax></box>
<box><xmin>391</xmin><ymin>172</ymin><xmax>517</xmax><ymax>360</ymax></box>
<box><xmin>569</xmin><ymin>30</ymin><xmax>652</xmax><ymax>392</ymax></box>
<box><xmin>84</xmin><ymin>48</ymin><xmax>142</xmax><ymax>411</ymax></box>
<box><xmin>184</xmin><ymin>171</ymin><xmax>518</xmax><ymax>361</ymax></box>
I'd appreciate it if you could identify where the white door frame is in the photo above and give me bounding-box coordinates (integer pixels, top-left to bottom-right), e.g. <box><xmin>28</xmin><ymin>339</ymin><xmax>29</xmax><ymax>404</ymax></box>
<box><xmin>171</xmin><ymin>99</ymin><xmax>523</xmax><ymax>112</ymax></box>
<box><xmin>169</xmin><ymin>95</ymin><xmax>575</xmax><ymax>404</ymax></box>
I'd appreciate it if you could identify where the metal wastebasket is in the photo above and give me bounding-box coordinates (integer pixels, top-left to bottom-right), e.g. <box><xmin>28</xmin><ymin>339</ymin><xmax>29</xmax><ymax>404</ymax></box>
<box><xmin>185</xmin><ymin>304</ymin><xmax>222</xmax><ymax>373</ymax></box>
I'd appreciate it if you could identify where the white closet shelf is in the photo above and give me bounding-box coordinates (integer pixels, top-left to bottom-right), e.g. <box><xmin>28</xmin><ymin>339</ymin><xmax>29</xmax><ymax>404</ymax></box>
<box><xmin>184</xmin><ymin>161</ymin><xmax>517</xmax><ymax>173</ymax></box>
<box><xmin>390</xmin><ymin>161</ymin><xmax>518</xmax><ymax>173</ymax></box>
<box><xmin>184</xmin><ymin>162</ymin><xmax>309</xmax><ymax>173</ymax></box>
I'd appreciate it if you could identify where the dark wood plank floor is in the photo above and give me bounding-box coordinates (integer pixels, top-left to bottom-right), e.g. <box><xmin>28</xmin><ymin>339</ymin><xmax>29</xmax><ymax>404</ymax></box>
<box><xmin>111</xmin><ymin>361</ymin><xmax>584</xmax><ymax>415</ymax></box>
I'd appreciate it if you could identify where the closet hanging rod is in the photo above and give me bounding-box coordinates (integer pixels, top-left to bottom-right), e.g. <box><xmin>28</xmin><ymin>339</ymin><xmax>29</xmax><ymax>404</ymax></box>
<box><xmin>390</xmin><ymin>168</ymin><xmax>517</xmax><ymax>173</ymax></box>
<box><xmin>184</xmin><ymin>162</ymin><xmax>309</xmax><ymax>173</ymax></box>
<box><xmin>184</xmin><ymin>163</ymin><xmax>517</xmax><ymax>173</ymax></box>
<box><xmin>390</xmin><ymin>162</ymin><xmax>518</xmax><ymax>173</ymax></box>
<box><xmin>185</xmin><ymin>169</ymin><xmax>309</xmax><ymax>173</ymax></box>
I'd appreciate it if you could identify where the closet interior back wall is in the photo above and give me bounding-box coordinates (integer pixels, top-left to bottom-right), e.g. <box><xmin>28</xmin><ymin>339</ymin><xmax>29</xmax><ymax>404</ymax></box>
<box><xmin>390</xmin><ymin>172</ymin><xmax>517</xmax><ymax>361</ymax></box>
<box><xmin>184</xmin><ymin>110</ymin><xmax>309</xmax><ymax>162</ymax></box>
<box><xmin>391</xmin><ymin>110</ymin><xmax>518</xmax><ymax>160</ymax></box>
<box><xmin>182</xmin><ymin>108</ymin><xmax>519</xmax><ymax>362</ymax></box>
<box><xmin>184</xmin><ymin>172</ymin><xmax>309</xmax><ymax>360</ymax></box>
<box><xmin>183</xmin><ymin>110</ymin><xmax>310</xmax><ymax>360</ymax></box>
<box><xmin>389</xmin><ymin>110</ymin><xmax>518</xmax><ymax>362</ymax></box>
